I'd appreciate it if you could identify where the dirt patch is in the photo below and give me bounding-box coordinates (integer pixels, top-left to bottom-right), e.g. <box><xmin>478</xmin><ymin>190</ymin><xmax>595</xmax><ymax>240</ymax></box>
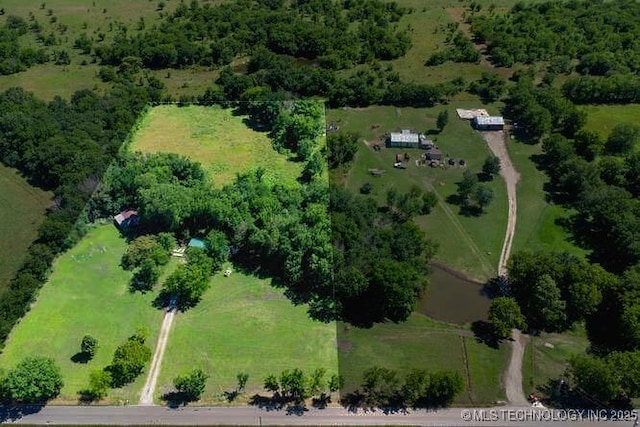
<box><xmin>338</xmin><ymin>339</ymin><xmax>353</xmax><ymax>353</ymax></box>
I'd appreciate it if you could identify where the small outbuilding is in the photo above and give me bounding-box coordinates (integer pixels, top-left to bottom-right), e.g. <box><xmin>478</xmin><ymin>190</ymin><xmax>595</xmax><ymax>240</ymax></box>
<box><xmin>188</xmin><ymin>238</ymin><xmax>206</xmax><ymax>249</ymax></box>
<box><xmin>387</xmin><ymin>129</ymin><xmax>430</xmax><ymax>149</ymax></box>
<box><xmin>425</xmin><ymin>147</ymin><xmax>443</xmax><ymax>161</ymax></box>
<box><xmin>113</xmin><ymin>210</ymin><xmax>139</xmax><ymax>229</ymax></box>
<box><xmin>472</xmin><ymin>116</ymin><xmax>504</xmax><ymax>131</ymax></box>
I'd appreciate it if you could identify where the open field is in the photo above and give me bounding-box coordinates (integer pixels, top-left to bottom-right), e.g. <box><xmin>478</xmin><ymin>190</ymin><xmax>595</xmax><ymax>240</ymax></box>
<box><xmin>337</xmin><ymin>315</ymin><xmax>510</xmax><ymax>406</ymax></box>
<box><xmin>327</xmin><ymin>104</ymin><xmax>507</xmax><ymax>281</ymax></box>
<box><xmin>130</xmin><ymin>105</ymin><xmax>303</xmax><ymax>188</ymax></box>
<box><xmin>0</xmin><ymin>164</ymin><xmax>51</xmax><ymax>293</ymax></box>
<box><xmin>0</xmin><ymin>224</ymin><xmax>163</xmax><ymax>404</ymax></box>
<box><xmin>521</xmin><ymin>327</ymin><xmax>589</xmax><ymax>397</ymax></box>
<box><xmin>583</xmin><ymin>104</ymin><xmax>640</xmax><ymax>139</ymax></box>
<box><xmin>156</xmin><ymin>266</ymin><xmax>338</xmax><ymax>404</ymax></box>
<box><xmin>506</xmin><ymin>138</ymin><xmax>588</xmax><ymax>257</ymax></box>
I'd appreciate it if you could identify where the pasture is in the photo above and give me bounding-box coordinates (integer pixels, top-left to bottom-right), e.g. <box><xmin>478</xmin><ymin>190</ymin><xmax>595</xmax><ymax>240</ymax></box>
<box><xmin>0</xmin><ymin>164</ymin><xmax>51</xmax><ymax>293</ymax></box>
<box><xmin>156</xmin><ymin>266</ymin><xmax>339</xmax><ymax>404</ymax></box>
<box><xmin>337</xmin><ymin>314</ymin><xmax>510</xmax><ymax>406</ymax></box>
<box><xmin>0</xmin><ymin>225</ymin><xmax>163</xmax><ymax>404</ymax></box>
<box><xmin>129</xmin><ymin>105</ymin><xmax>303</xmax><ymax>188</ymax></box>
<box><xmin>327</xmin><ymin>104</ymin><xmax>507</xmax><ymax>282</ymax></box>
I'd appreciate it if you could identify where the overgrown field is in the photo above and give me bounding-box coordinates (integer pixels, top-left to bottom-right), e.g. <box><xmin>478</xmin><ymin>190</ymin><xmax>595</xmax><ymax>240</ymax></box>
<box><xmin>156</xmin><ymin>267</ymin><xmax>339</xmax><ymax>404</ymax></box>
<box><xmin>129</xmin><ymin>105</ymin><xmax>303</xmax><ymax>188</ymax></box>
<box><xmin>0</xmin><ymin>225</ymin><xmax>163</xmax><ymax>404</ymax></box>
<box><xmin>0</xmin><ymin>164</ymin><xmax>51</xmax><ymax>293</ymax></box>
<box><xmin>521</xmin><ymin>326</ymin><xmax>589</xmax><ymax>396</ymax></box>
<box><xmin>337</xmin><ymin>315</ymin><xmax>510</xmax><ymax>406</ymax></box>
<box><xmin>327</xmin><ymin>104</ymin><xmax>507</xmax><ymax>281</ymax></box>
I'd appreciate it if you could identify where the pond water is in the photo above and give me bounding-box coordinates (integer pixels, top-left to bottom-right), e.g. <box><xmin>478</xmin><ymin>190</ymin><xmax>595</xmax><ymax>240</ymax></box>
<box><xmin>417</xmin><ymin>263</ymin><xmax>491</xmax><ymax>325</ymax></box>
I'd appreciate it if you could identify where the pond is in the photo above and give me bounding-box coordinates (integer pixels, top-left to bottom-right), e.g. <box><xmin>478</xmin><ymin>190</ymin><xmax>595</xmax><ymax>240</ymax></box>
<box><xmin>417</xmin><ymin>263</ymin><xmax>491</xmax><ymax>325</ymax></box>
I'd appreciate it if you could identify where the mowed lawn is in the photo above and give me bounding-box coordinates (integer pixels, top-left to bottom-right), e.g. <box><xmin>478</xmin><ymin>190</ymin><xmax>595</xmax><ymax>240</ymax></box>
<box><xmin>0</xmin><ymin>164</ymin><xmax>51</xmax><ymax>293</ymax></box>
<box><xmin>338</xmin><ymin>315</ymin><xmax>510</xmax><ymax>406</ymax></box>
<box><xmin>328</xmin><ymin>104</ymin><xmax>507</xmax><ymax>281</ymax></box>
<box><xmin>156</xmin><ymin>267</ymin><xmax>338</xmax><ymax>404</ymax></box>
<box><xmin>0</xmin><ymin>225</ymin><xmax>163</xmax><ymax>404</ymax></box>
<box><xmin>129</xmin><ymin>105</ymin><xmax>303</xmax><ymax>188</ymax></box>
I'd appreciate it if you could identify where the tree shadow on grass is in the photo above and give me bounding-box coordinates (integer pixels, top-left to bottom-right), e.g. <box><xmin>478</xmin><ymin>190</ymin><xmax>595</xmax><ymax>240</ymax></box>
<box><xmin>471</xmin><ymin>320</ymin><xmax>502</xmax><ymax>349</ymax></box>
<box><xmin>70</xmin><ymin>351</ymin><xmax>90</xmax><ymax>364</ymax></box>
<box><xmin>0</xmin><ymin>404</ymin><xmax>44</xmax><ymax>422</ymax></box>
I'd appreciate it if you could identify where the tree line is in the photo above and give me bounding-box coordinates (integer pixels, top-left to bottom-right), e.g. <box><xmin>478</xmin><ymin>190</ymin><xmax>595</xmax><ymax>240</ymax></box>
<box><xmin>0</xmin><ymin>79</ymin><xmax>160</xmax><ymax>345</ymax></box>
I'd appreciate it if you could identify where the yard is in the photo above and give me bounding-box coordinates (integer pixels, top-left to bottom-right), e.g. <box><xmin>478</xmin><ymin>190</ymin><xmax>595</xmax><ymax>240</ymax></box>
<box><xmin>0</xmin><ymin>164</ymin><xmax>51</xmax><ymax>294</ymax></box>
<box><xmin>583</xmin><ymin>104</ymin><xmax>640</xmax><ymax>139</ymax></box>
<box><xmin>0</xmin><ymin>224</ymin><xmax>164</xmax><ymax>404</ymax></box>
<box><xmin>337</xmin><ymin>314</ymin><xmax>511</xmax><ymax>406</ymax></box>
<box><xmin>129</xmin><ymin>105</ymin><xmax>303</xmax><ymax>188</ymax></box>
<box><xmin>155</xmin><ymin>266</ymin><xmax>339</xmax><ymax>405</ymax></box>
<box><xmin>327</xmin><ymin>104</ymin><xmax>508</xmax><ymax>282</ymax></box>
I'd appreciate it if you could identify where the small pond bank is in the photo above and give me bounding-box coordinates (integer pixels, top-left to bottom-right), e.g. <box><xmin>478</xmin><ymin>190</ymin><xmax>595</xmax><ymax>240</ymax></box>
<box><xmin>417</xmin><ymin>263</ymin><xmax>491</xmax><ymax>325</ymax></box>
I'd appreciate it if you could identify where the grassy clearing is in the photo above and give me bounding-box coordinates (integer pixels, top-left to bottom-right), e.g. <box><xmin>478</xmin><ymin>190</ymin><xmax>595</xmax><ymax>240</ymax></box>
<box><xmin>130</xmin><ymin>105</ymin><xmax>303</xmax><ymax>188</ymax></box>
<box><xmin>583</xmin><ymin>104</ymin><xmax>640</xmax><ymax>139</ymax></box>
<box><xmin>521</xmin><ymin>327</ymin><xmax>589</xmax><ymax>396</ymax></box>
<box><xmin>156</xmin><ymin>267</ymin><xmax>338</xmax><ymax>404</ymax></box>
<box><xmin>327</xmin><ymin>104</ymin><xmax>507</xmax><ymax>281</ymax></box>
<box><xmin>0</xmin><ymin>224</ymin><xmax>163</xmax><ymax>404</ymax></box>
<box><xmin>0</xmin><ymin>164</ymin><xmax>51</xmax><ymax>293</ymax></box>
<box><xmin>506</xmin><ymin>138</ymin><xmax>588</xmax><ymax>257</ymax></box>
<box><xmin>337</xmin><ymin>314</ymin><xmax>510</xmax><ymax>406</ymax></box>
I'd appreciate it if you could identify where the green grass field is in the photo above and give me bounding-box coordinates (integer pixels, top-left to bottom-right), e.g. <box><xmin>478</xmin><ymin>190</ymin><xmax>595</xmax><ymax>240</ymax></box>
<box><xmin>327</xmin><ymin>103</ymin><xmax>507</xmax><ymax>281</ymax></box>
<box><xmin>156</xmin><ymin>266</ymin><xmax>338</xmax><ymax>404</ymax></box>
<box><xmin>583</xmin><ymin>104</ymin><xmax>640</xmax><ymax>139</ymax></box>
<box><xmin>0</xmin><ymin>224</ymin><xmax>163</xmax><ymax>404</ymax></box>
<box><xmin>0</xmin><ymin>164</ymin><xmax>51</xmax><ymax>293</ymax></box>
<box><xmin>338</xmin><ymin>315</ymin><xmax>510</xmax><ymax>406</ymax></box>
<box><xmin>507</xmin><ymin>140</ymin><xmax>588</xmax><ymax>257</ymax></box>
<box><xmin>129</xmin><ymin>105</ymin><xmax>303</xmax><ymax>188</ymax></box>
<box><xmin>521</xmin><ymin>326</ymin><xmax>589</xmax><ymax>397</ymax></box>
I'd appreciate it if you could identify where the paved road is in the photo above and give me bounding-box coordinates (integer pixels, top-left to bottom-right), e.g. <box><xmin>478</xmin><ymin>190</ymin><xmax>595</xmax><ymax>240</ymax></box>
<box><xmin>2</xmin><ymin>405</ymin><xmax>635</xmax><ymax>426</ymax></box>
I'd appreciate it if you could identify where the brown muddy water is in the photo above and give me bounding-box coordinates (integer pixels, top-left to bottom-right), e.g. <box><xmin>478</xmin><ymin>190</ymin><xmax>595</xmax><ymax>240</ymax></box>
<box><xmin>417</xmin><ymin>263</ymin><xmax>491</xmax><ymax>325</ymax></box>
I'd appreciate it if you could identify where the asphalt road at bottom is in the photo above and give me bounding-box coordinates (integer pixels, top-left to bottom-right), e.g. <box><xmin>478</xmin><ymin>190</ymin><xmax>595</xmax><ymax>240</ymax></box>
<box><xmin>2</xmin><ymin>405</ymin><xmax>638</xmax><ymax>426</ymax></box>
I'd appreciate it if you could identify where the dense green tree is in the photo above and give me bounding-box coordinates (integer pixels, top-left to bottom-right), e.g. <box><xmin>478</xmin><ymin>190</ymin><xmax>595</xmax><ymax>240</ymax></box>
<box><xmin>204</xmin><ymin>230</ymin><xmax>230</xmax><ymax>271</ymax></box>
<box><xmin>108</xmin><ymin>336</ymin><xmax>152</xmax><ymax>387</ymax></box>
<box><xmin>121</xmin><ymin>235</ymin><xmax>169</xmax><ymax>270</ymax></box>
<box><xmin>280</xmin><ymin>369</ymin><xmax>309</xmax><ymax>404</ymax></box>
<box><xmin>174</xmin><ymin>369</ymin><xmax>208</xmax><ymax>402</ymax></box>
<box><xmin>327</xmin><ymin>131</ymin><xmax>359</xmax><ymax>169</ymax></box>
<box><xmin>3</xmin><ymin>357</ymin><xmax>63</xmax><ymax>403</ymax></box>
<box><xmin>489</xmin><ymin>297</ymin><xmax>526</xmax><ymax>338</ymax></box>
<box><xmin>570</xmin><ymin>355</ymin><xmax>621</xmax><ymax>405</ymax></box>
<box><xmin>482</xmin><ymin>156</ymin><xmax>501</xmax><ymax>179</ymax></box>
<box><xmin>604</xmin><ymin>124</ymin><xmax>640</xmax><ymax>155</ymax></box>
<box><xmin>81</xmin><ymin>334</ymin><xmax>98</xmax><ymax>359</ymax></box>
<box><xmin>162</xmin><ymin>251</ymin><xmax>213</xmax><ymax>309</ymax></box>
<box><xmin>85</xmin><ymin>370</ymin><xmax>111</xmax><ymax>400</ymax></box>
<box><xmin>264</xmin><ymin>374</ymin><xmax>279</xmax><ymax>393</ymax></box>
<box><xmin>130</xmin><ymin>258</ymin><xmax>160</xmax><ymax>293</ymax></box>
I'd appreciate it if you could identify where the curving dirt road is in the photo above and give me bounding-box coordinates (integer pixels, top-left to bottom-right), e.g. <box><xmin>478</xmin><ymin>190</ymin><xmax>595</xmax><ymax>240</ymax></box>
<box><xmin>480</xmin><ymin>130</ymin><xmax>528</xmax><ymax>406</ymax></box>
